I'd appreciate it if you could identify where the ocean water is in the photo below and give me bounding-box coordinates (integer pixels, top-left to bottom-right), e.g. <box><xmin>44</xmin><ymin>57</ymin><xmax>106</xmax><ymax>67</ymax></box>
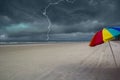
<box><xmin>0</xmin><ymin>40</ymin><xmax>89</xmax><ymax>45</ymax></box>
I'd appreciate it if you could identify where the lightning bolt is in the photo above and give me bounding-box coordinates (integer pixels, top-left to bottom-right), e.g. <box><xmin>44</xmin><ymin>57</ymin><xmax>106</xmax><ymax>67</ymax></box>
<box><xmin>43</xmin><ymin>0</ymin><xmax>76</xmax><ymax>41</ymax></box>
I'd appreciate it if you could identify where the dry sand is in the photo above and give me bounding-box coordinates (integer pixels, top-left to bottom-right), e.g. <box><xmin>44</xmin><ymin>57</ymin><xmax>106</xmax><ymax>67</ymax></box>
<box><xmin>0</xmin><ymin>42</ymin><xmax>120</xmax><ymax>80</ymax></box>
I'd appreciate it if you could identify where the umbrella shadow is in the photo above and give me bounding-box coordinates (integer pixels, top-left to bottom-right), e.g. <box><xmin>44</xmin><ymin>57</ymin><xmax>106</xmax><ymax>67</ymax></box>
<box><xmin>90</xmin><ymin>67</ymin><xmax>120</xmax><ymax>80</ymax></box>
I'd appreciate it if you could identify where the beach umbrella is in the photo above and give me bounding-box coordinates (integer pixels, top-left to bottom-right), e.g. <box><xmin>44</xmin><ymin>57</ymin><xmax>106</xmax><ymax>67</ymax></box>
<box><xmin>89</xmin><ymin>26</ymin><xmax>120</xmax><ymax>68</ymax></box>
<box><xmin>89</xmin><ymin>26</ymin><xmax>120</xmax><ymax>47</ymax></box>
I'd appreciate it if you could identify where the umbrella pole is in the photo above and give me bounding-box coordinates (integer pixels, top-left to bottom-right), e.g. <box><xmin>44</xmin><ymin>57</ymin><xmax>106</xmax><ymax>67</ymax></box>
<box><xmin>108</xmin><ymin>41</ymin><xmax>118</xmax><ymax>68</ymax></box>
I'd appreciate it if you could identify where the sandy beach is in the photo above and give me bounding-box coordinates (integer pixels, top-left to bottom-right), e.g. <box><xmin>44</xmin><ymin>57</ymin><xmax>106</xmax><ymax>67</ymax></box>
<box><xmin>0</xmin><ymin>42</ymin><xmax>120</xmax><ymax>80</ymax></box>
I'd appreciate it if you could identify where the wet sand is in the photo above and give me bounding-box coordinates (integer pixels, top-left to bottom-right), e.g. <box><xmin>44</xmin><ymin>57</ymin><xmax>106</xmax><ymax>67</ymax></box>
<box><xmin>0</xmin><ymin>42</ymin><xmax>120</xmax><ymax>80</ymax></box>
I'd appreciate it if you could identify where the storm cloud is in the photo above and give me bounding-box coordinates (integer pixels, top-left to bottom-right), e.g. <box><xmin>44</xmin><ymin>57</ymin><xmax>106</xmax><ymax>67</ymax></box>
<box><xmin>0</xmin><ymin>0</ymin><xmax>120</xmax><ymax>41</ymax></box>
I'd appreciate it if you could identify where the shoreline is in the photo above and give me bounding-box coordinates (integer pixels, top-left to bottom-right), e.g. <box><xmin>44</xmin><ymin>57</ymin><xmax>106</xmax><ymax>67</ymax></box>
<box><xmin>0</xmin><ymin>41</ymin><xmax>89</xmax><ymax>46</ymax></box>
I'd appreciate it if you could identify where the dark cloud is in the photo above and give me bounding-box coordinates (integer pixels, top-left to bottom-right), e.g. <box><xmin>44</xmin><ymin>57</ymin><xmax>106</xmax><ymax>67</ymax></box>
<box><xmin>0</xmin><ymin>0</ymin><xmax>120</xmax><ymax>41</ymax></box>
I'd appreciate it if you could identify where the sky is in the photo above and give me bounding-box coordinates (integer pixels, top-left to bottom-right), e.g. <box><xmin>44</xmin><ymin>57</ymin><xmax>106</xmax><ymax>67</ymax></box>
<box><xmin>0</xmin><ymin>0</ymin><xmax>120</xmax><ymax>42</ymax></box>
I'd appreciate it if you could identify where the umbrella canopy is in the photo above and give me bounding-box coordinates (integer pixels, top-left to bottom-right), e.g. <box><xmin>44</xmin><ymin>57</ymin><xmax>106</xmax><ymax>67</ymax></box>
<box><xmin>89</xmin><ymin>26</ymin><xmax>120</xmax><ymax>47</ymax></box>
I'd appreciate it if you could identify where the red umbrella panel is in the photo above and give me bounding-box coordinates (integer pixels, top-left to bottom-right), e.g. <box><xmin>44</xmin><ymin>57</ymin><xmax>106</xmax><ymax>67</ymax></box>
<box><xmin>89</xmin><ymin>30</ymin><xmax>104</xmax><ymax>46</ymax></box>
